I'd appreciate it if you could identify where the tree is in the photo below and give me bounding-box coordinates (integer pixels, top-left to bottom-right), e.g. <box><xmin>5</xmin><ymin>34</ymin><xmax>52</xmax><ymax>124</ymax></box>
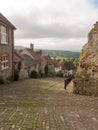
<box><xmin>30</xmin><ymin>70</ymin><xmax>38</xmax><ymax>78</ymax></box>
<box><xmin>45</xmin><ymin>64</ymin><xmax>49</xmax><ymax>76</ymax></box>
<box><xmin>14</xmin><ymin>61</ymin><xmax>22</xmax><ymax>81</ymax></box>
<box><xmin>18</xmin><ymin>61</ymin><xmax>22</xmax><ymax>72</ymax></box>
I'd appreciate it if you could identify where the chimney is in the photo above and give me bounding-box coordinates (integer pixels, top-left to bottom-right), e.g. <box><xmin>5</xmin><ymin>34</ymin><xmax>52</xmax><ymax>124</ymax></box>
<box><xmin>39</xmin><ymin>50</ymin><xmax>42</xmax><ymax>55</ymax></box>
<box><xmin>94</xmin><ymin>21</ymin><xmax>98</xmax><ymax>29</ymax></box>
<box><xmin>30</xmin><ymin>43</ymin><xmax>34</xmax><ymax>50</ymax></box>
<box><xmin>36</xmin><ymin>50</ymin><xmax>42</xmax><ymax>55</ymax></box>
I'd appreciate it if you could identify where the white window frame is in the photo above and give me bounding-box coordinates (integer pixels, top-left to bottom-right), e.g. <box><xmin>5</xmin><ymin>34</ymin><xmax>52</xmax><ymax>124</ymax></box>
<box><xmin>1</xmin><ymin>25</ymin><xmax>8</xmax><ymax>44</ymax></box>
<box><xmin>1</xmin><ymin>54</ymin><xmax>9</xmax><ymax>70</ymax></box>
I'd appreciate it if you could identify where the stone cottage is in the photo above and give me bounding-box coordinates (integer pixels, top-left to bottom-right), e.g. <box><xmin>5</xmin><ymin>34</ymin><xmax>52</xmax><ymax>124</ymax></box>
<box><xmin>73</xmin><ymin>22</ymin><xmax>98</xmax><ymax>96</ymax></box>
<box><xmin>52</xmin><ymin>59</ymin><xmax>62</xmax><ymax>74</ymax></box>
<box><xmin>43</xmin><ymin>55</ymin><xmax>55</xmax><ymax>74</ymax></box>
<box><xmin>14</xmin><ymin>50</ymin><xmax>25</xmax><ymax>80</ymax></box>
<box><xmin>20</xmin><ymin>43</ymin><xmax>42</xmax><ymax>76</ymax></box>
<box><xmin>0</xmin><ymin>13</ymin><xmax>16</xmax><ymax>79</ymax></box>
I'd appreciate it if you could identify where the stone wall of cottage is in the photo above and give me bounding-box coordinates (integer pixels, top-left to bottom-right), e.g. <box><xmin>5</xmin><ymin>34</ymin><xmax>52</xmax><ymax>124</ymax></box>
<box><xmin>73</xmin><ymin>22</ymin><xmax>98</xmax><ymax>96</ymax></box>
<box><xmin>0</xmin><ymin>28</ymin><xmax>13</xmax><ymax>79</ymax></box>
<box><xmin>14</xmin><ymin>61</ymin><xmax>26</xmax><ymax>80</ymax></box>
<box><xmin>0</xmin><ymin>45</ymin><xmax>13</xmax><ymax>78</ymax></box>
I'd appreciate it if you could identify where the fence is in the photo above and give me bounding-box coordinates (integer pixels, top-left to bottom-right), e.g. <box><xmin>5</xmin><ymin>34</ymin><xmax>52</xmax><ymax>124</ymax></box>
<box><xmin>64</xmin><ymin>76</ymin><xmax>74</xmax><ymax>89</ymax></box>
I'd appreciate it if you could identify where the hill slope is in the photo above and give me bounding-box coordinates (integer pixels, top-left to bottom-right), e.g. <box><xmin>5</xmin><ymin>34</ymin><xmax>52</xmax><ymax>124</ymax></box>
<box><xmin>41</xmin><ymin>49</ymin><xmax>80</xmax><ymax>58</ymax></box>
<box><xmin>15</xmin><ymin>46</ymin><xmax>80</xmax><ymax>58</ymax></box>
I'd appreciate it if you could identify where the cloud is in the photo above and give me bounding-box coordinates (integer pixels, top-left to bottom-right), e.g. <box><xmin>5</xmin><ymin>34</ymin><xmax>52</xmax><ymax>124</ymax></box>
<box><xmin>0</xmin><ymin>0</ymin><xmax>98</xmax><ymax>51</ymax></box>
<box><xmin>15</xmin><ymin>37</ymin><xmax>87</xmax><ymax>52</ymax></box>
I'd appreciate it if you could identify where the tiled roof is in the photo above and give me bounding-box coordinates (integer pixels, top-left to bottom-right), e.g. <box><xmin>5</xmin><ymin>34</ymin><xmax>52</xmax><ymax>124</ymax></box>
<box><xmin>23</xmin><ymin>54</ymin><xmax>37</xmax><ymax>67</ymax></box>
<box><xmin>0</xmin><ymin>13</ymin><xmax>16</xmax><ymax>29</ymax></box>
<box><xmin>43</xmin><ymin>55</ymin><xmax>53</xmax><ymax>65</ymax></box>
<box><xmin>52</xmin><ymin>59</ymin><xmax>61</xmax><ymax>67</ymax></box>
<box><xmin>26</xmin><ymin>48</ymin><xmax>46</xmax><ymax>64</ymax></box>
<box><xmin>35</xmin><ymin>51</ymin><xmax>46</xmax><ymax>63</ymax></box>
<box><xmin>26</xmin><ymin>49</ymin><xmax>39</xmax><ymax>60</ymax></box>
<box><xmin>20</xmin><ymin>48</ymin><xmax>47</xmax><ymax>66</ymax></box>
<box><xmin>14</xmin><ymin>50</ymin><xmax>24</xmax><ymax>62</ymax></box>
<box><xmin>61</xmin><ymin>63</ymin><xmax>67</xmax><ymax>70</ymax></box>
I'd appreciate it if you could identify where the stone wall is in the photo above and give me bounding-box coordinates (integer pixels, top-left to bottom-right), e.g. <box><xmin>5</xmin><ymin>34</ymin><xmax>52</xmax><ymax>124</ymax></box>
<box><xmin>73</xmin><ymin>77</ymin><xmax>98</xmax><ymax>96</ymax></box>
<box><xmin>0</xmin><ymin>45</ymin><xmax>13</xmax><ymax>79</ymax></box>
<box><xmin>0</xmin><ymin>27</ymin><xmax>14</xmax><ymax>79</ymax></box>
<box><xmin>73</xmin><ymin>22</ymin><xmax>98</xmax><ymax>96</ymax></box>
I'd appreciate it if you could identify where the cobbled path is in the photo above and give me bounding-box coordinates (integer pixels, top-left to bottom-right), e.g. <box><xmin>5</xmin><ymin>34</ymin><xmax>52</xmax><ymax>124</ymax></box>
<box><xmin>0</xmin><ymin>78</ymin><xmax>98</xmax><ymax>130</ymax></box>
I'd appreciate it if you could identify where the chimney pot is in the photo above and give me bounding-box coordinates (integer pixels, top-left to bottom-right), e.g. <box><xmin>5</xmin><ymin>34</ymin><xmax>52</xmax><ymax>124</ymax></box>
<box><xmin>30</xmin><ymin>43</ymin><xmax>34</xmax><ymax>50</ymax></box>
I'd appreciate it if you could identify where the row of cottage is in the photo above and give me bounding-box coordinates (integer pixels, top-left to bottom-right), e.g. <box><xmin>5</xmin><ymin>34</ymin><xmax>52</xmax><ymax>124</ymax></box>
<box><xmin>0</xmin><ymin>13</ymin><xmax>69</xmax><ymax>81</ymax></box>
<box><xmin>14</xmin><ymin>43</ymin><xmax>65</xmax><ymax>79</ymax></box>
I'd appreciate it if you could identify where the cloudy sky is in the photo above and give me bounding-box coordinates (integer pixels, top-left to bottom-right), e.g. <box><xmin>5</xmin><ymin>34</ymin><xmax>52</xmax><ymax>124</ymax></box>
<box><xmin>0</xmin><ymin>0</ymin><xmax>98</xmax><ymax>51</ymax></box>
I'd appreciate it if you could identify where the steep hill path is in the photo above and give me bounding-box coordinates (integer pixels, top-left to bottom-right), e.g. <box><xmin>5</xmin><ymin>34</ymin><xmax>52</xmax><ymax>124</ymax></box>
<box><xmin>0</xmin><ymin>77</ymin><xmax>98</xmax><ymax>130</ymax></box>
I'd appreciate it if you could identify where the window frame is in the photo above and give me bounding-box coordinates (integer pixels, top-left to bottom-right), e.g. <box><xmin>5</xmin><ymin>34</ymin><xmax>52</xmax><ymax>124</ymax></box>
<box><xmin>0</xmin><ymin>25</ymin><xmax>8</xmax><ymax>45</ymax></box>
<box><xmin>0</xmin><ymin>24</ymin><xmax>12</xmax><ymax>45</ymax></box>
<box><xmin>1</xmin><ymin>54</ymin><xmax>9</xmax><ymax>70</ymax></box>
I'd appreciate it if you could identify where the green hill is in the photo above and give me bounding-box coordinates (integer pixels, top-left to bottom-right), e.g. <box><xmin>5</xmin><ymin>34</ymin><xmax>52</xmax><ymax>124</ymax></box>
<box><xmin>41</xmin><ymin>49</ymin><xmax>80</xmax><ymax>58</ymax></box>
<box><xmin>15</xmin><ymin>46</ymin><xmax>80</xmax><ymax>58</ymax></box>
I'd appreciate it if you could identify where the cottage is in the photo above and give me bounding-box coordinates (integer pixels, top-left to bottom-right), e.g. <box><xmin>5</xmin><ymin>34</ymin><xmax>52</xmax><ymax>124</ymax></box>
<box><xmin>22</xmin><ymin>54</ymin><xmax>38</xmax><ymax>77</ymax></box>
<box><xmin>0</xmin><ymin>13</ymin><xmax>16</xmax><ymax>79</ymax></box>
<box><xmin>44</xmin><ymin>55</ymin><xmax>55</xmax><ymax>74</ymax></box>
<box><xmin>14</xmin><ymin>50</ymin><xmax>25</xmax><ymax>80</ymax></box>
<box><xmin>20</xmin><ymin>44</ymin><xmax>42</xmax><ymax>76</ymax></box>
<box><xmin>36</xmin><ymin>50</ymin><xmax>47</xmax><ymax>74</ymax></box>
<box><xmin>52</xmin><ymin>59</ymin><xmax>62</xmax><ymax>73</ymax></box>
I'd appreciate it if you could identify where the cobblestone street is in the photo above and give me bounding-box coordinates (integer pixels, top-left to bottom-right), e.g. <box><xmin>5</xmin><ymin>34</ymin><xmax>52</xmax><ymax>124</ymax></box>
<box><xmin>0</xmin><ymin>78</ymin><xmax>98</xmax><ymax>130</ymax></box>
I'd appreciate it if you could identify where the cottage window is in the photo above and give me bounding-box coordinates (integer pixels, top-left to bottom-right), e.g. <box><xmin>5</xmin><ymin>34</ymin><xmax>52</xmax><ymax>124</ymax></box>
<box><xmin>1</xmin><ymin>25</ymin><xmax>8</xmax><ymax>44</ymax></box>
<box><xmin>1</xmin><ymin>54</ymin><xmax>9</xmax><ymax>70</ymax></box>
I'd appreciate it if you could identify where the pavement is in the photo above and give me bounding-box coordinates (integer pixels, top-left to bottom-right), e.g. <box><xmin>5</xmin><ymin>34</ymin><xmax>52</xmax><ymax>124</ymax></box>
<box><xmin>0</xmin><ymin>78</ymin><xmax>98</xmax><ymax>130</ymax></box>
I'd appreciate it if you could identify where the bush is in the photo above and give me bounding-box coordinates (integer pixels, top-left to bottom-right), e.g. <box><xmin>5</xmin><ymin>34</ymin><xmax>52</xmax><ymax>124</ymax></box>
<box><xmin>18</xmin><ymin>61</ymin><xmax>22</xmax><ymax>72</ymax></box>
<box><xmin>30</xmin><ymin>70</ymin><xmax>39</xmax><ymax>78</ymax></box>
<box><xmin>0</xmin><ymin>77</ymin><xmax>10</xmax><ymax>84</ymax></box>
<box><xmin>47</xmin><ymin>73</ymin><xmax>55</xmax><ymax>77</ymax></box>
<box><xmin>79</xmin><ymin>48</ymin><xmax>87</xmax><ymax>61</ymax></box>
<box><xmin>44</xmin><ymin>64</ymin><xmax>49</xmax><ymax>76</ymax></box>
<box><xmin>56</xmin><ymin>71</ymin><xmax>64</xmax><ymax>77</ymax></box>
<box><xmin>14</xmin><ymin>69</ymin><xmax>19</xmax><ymax>81</ymax></box>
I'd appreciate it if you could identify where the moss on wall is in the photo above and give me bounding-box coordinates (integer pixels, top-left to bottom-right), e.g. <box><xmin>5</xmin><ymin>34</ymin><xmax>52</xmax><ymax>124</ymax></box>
<box><xmin>79</xmin><ymin>48</ymin><xmax>87</xmax><ymax>61</ymax></box>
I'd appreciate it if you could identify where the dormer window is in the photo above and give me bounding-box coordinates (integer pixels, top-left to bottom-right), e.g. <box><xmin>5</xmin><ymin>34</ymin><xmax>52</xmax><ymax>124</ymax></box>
<box><xmin>0</xmin><ymin>25</ymin><xmax>8</xmax><ymax>44</ymax></box>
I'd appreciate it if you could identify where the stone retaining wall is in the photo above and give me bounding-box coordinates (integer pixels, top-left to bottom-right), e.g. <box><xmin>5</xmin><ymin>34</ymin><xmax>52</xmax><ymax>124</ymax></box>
<box><xmin>73</xmin><ymin>77</ymin><xmax>98</xmax><ymax>96</ymax></box>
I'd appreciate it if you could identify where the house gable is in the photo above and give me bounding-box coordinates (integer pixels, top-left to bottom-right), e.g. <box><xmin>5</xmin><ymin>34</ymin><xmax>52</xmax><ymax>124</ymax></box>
<box><xmin>0</xmin><ymin>13</ymin><xmax>16</xmax><ymax>29</ymax></box>
<box><xmin>20</xmin><ymin>49</ymin><xmax>35</xmax><ymax>60</ymax></box>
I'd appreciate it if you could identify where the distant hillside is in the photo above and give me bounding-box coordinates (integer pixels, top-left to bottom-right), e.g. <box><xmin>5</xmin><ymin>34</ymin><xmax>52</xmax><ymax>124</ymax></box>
<box><xmin>15</xmin><ymin>46</ymin><xmax>25</xmax><ymax>50</ymax></box>
<box><xmin>41</xmin><ymin>49</ymin><xmax>80</xmax><ymax>58</ymax></box>
<box><xmin>15</xmin><ymin>46</ymin><xmax>80</xmax><ymax>58</ymax></box>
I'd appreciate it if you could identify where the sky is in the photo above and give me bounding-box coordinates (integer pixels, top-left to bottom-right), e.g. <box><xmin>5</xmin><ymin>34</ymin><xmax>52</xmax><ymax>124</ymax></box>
<box><xmin>0</xmin><ymin>0</ymin><xmax>98</xmax><ymax>51</ymax></box>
